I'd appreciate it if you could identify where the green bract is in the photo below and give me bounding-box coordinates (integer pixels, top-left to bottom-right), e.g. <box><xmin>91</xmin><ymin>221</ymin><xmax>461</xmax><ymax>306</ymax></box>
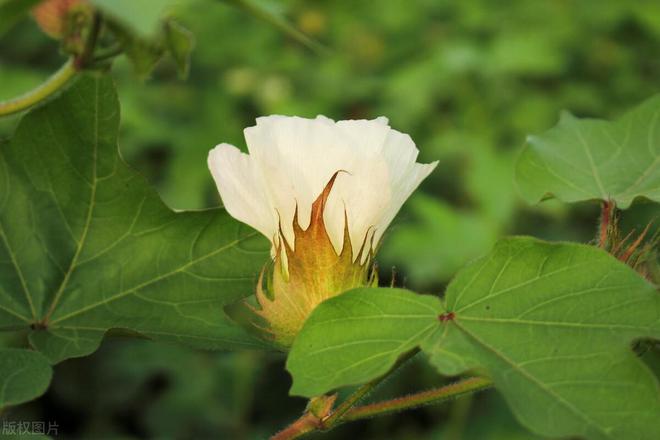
<box><xmin>516</xmin><ymin>95</ymin><xmax>660</xmax><ymax>208</ymax></box>
<box><xmin>0</xmin><ymin>75</ymin><xmax>269</xmax><ymax>364</ymax></box>
<box><xmin>287</xmin><ymin>237</ymin><xmax>660</xmax><ymax>440</ymax></box>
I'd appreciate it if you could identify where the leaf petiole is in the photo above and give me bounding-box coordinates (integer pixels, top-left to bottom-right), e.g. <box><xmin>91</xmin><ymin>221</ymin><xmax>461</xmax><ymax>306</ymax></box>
<box><xmin>0</xmin><ymin>58</ymin><xmax>78</xmax><ymax>117</ymax></box>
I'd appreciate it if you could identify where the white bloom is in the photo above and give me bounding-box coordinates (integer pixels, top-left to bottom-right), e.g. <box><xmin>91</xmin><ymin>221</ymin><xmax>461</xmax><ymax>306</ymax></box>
<box><xmin>208</xmin><ymin>115</ymin><xmax>437</xmax><ymax>262</ymax></box>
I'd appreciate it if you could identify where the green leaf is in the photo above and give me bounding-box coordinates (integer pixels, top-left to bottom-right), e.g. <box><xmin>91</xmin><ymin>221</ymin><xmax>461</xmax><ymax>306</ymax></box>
<box><xmin>0</xmin><ymin>348</ymin><xmax>52</xmax><ymax>407</ymax></box>
<box><xmin>516</xmin><ymin>95</ymin><xmax>660</xmax><ymax>208</ymax></box>
<box><xmin>424</xmin><ymin>237</ymin><xmax>660</xmax><ymax>440</ymax></box>
<box><xmin>287</xmin><ymin>238</ymin><xmax>660</xmax><ymax>440</ymax></box>
<box><xmin>381</xmin><ymin>195</ymin><xmax>498</xmax><ymax>286</ymax></box>
<box><xmin>287</xmin><ymin>288</ymin><xmax>441</xmax><ymax>397</ymax></box>
<box><xmin>91</xmin><ymin>0</ymin><xmax>175</xmax><ymax>37</ymax></box>
<box><xmin>0</xmin><ymin>74</ymin><xmax>269</xmax><ymax>364</ymax></box>
<box><xmin>0</xmin><ymin>0</ymin><xmax>41</xmax><ymax>37</ymax></box>
<box><xmin>164</xmin><ymin>20</ymin><xmax>194</xmax><ymax>79</ymax></box>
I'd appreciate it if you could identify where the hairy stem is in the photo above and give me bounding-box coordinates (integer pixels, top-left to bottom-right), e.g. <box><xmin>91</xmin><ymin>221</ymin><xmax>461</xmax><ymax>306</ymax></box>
<box><xmin>341</xmin><ymin>376</ymin><xmax>492</xmax><ymax>423</ymax></box>
<box><xmin>271</xmin><ymin>412</ymin><xmax>321</xmax><ymax>440</ymax></box>
<box><xmin>598</xmin><ymin>200</ymin><xmax>615</xmax><ymax>248</ymax></box>
<box><xmin>270</xmin><ymin>349</ymin><xmax>418</xmax><ymax>439</ymax></box>
<box><xmin>0</xmin><ymin>58</ymin><xmax>78</xmax><ymax>117</ymax></box>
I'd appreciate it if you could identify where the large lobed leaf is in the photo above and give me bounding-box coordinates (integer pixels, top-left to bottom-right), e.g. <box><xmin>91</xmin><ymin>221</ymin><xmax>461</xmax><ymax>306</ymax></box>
<box><xmin>287</xmin><ymin>237</ymin><xmax>660</xmax><ymax>440</ymax></box>
<box><xmin>0</xmin><ymin>74</ymin><xmax>269</xmax><ymax>364</ymax></box>
<box><xmin>516</xmin><ymin>95</ymin><xmax>660</xmax><ymax>208</ymax></box>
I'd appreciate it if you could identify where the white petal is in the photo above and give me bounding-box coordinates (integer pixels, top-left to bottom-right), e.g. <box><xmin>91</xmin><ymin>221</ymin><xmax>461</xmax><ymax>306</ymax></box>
<box><xmin>245</xmin><ymin>116</ymin><xmax>363</xmax><ymax>248</ymax></box>
<box><xmin>324</xmin><ymin>159</ymin><xmax>391</xmax><ymax>258</ymax></box>
<box><xmin>208</xmin><ymin>144</ymin><xmax>276</xmax><ymax>241</ymax></box>
<box><xmin>209</xmin><ymin>115</ymin><xmax>437</xmax><ymax>262</ymax></box>
<box><xmin>372</xmin><ymin>129</ymin><xmax>438</xmax><ymax>246</ymax></box>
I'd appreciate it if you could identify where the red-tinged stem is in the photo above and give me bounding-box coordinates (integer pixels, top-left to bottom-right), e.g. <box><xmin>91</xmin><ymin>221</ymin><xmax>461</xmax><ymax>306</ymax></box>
<box><xmin>599</xmin><ymin>200</ymin><xmax>615</xmax><ymax>249</ymax></box>
<box><xmin>340</xmin><ymin>376</ymin><xmax>493</xmax><ymax>423</ymax></box>
<box><xmin>271</xmin><ymin>349</ymin><xmax>419</xmax><ymax>439</ymax></box>
<box><xmin>270</xmin><ymin>372</ymin><xmax>493</xmax><ymax>439</ymax></box>
<box><xmin>271</xmin><ymin>412</ymin><xmax>322</xmax><ymax>440</ymax></box>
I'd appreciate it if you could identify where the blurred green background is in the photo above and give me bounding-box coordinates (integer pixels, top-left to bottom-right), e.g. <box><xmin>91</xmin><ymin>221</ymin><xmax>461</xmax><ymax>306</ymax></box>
<box><xmin>1</xmin><ymin>0</ymin><xmax>659</xmax><ymax>438</ymax></box>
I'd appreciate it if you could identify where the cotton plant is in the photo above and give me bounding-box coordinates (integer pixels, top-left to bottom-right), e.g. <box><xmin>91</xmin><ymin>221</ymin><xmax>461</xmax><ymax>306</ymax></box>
<box><xmin>208</xmin><ymin>116</ymin><xmax>437</xmax><ymax>346</ymax></box>
<box><xmin>1</xmin><ymin>2</ymin><xmax>659</xmax><ymax>440</ymax></box>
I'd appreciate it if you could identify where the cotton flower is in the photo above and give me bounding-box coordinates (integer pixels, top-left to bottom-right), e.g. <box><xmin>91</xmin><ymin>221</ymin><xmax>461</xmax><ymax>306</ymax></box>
<box><xmin>208</xmin><ymin>115</ymin><xmax>437</xmax><ymax>346</ymax></box>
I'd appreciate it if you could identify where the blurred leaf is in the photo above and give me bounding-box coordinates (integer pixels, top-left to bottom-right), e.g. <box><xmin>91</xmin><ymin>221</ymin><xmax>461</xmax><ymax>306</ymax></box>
<box><xmin>0</xmin><ymin>348</ymin><xmax>52</xmax><ymax>407</ymax></box>
<box><xmin>0</xmin><ymin>74</ymin><xmax>269</xmax><ymax>364</ymax></box>
<box><xmin>0</xmin><ymin>0</ymin><xmax>40</xmax><ymax>37</ymax></box>
<box><xmin>164</xmin><ymin>20</ymin><xmax>194</xmax><ymax>79</ymax></box>
<box><xmin>486</xmin><ymin>31</ymin><xmax>564</xmax><ymax>76</ymax></box>
<box><xmin>97</xmin><ymin>342</ymin><xmax>263</xmax><ymax>438</ymax></box>
<box><xmin>516</xmin><ymin>95</ymin><xmax>660</xmax><ymax>209</ymax></box>
<box><xmin>424</xmin><ymin>238</ymin><xmax>660</xmax><ymax>440</ymax></box>
<box><xmin>381</xmin><ymin>195</ymin><xmax>498</xmax><ymax>286</ymax></box>
<box><xmin>226</xmin><ymin>0</ymin><xmax>325</xmax><ymax>53</ymax></box>
<box><xmin>287</xmin><ymin>288</ymin><xmax>440</xmax><ymax>397</ymax></box>
<box><xmin>433</xmin><ymin>393</ymin><xmax>544</xmax><ymax>440</ymax></box>
<box><xmin>91</xmin><ymin>0</ymin><xmax>174</xmax><ymax>37</ymax></box>
<box><xmin>287</xmin><ymin>238</ymin><xmax>660</xmax><ymax>439</ymax></box>
<box><xmin>466</xmin><ymin>148</ymin><xmax>518</xmax><ymax>224</ymax></box>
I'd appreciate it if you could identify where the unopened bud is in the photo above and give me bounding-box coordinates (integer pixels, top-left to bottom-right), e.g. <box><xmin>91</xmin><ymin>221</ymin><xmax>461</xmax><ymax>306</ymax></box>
<box><xmin>32</xmin><ymin>0</ymin><xmax>90</xmax><ymax>40</ymax></box>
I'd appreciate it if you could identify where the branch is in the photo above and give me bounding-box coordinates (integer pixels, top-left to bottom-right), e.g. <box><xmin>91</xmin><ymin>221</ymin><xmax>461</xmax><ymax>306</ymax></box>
<box><xmin>269</xmin><ymin>375</ymin><xmax>492</xmax><ymax>439</ymax></box>
<box><xmin>270</xmin><ymin>349</ymin><xmax>418</xmax><ymax>439</ymax></box>
<box><xmin>271</xmin><ymin>412</ymin><xmax>322</xmax><ymax>440</ymax></box>
<box><xmin>0</xmin><ymin>11</ymin><xmax>113</xmax><ymax>118</ymax></box>
<box><xmin>340</xmin><ymin>376</ymin><xmax>492</xmax><ymax>423</ymax></box>
<box><xmin>598</xmin><ymin>199</ymin><xmax>615</xmax><ymax>249</ymax></box>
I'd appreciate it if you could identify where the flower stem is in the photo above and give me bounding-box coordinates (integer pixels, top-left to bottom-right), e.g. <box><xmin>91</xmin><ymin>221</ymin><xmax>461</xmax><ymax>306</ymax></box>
<box><xmin>0</xmin><ymin>58</ymin><xmax>78</xmax><ymax>117</ymax></box>
<box><xmin>271</xmin><ymin>352</ymin><xmax>493</xmax><ymax>439</ymax></box>
<box><xmin>270</xmin><ymin>375</ymin><xmax>492</xmax><ymax>439</ymax></box>
<box><xmin>340</xmin><ymin>376</ymin><xmax>492</xmax><ymax>423</ymax></box>
<box><xmin>271</xmin><ymin>412</ymin><xmax>322</xmax><ymax>440</ymax></box>
<box><xmin>270</xmin><ymin>349</ymin><xmax>418</xmax><ymax>440</ymax></box>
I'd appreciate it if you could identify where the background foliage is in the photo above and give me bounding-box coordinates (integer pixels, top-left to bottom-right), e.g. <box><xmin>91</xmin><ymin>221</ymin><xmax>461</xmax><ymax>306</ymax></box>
<box><xmin>1</xmin><ymin>0</ymin><xmax>659</xmax><ymax>438</ymax></box>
